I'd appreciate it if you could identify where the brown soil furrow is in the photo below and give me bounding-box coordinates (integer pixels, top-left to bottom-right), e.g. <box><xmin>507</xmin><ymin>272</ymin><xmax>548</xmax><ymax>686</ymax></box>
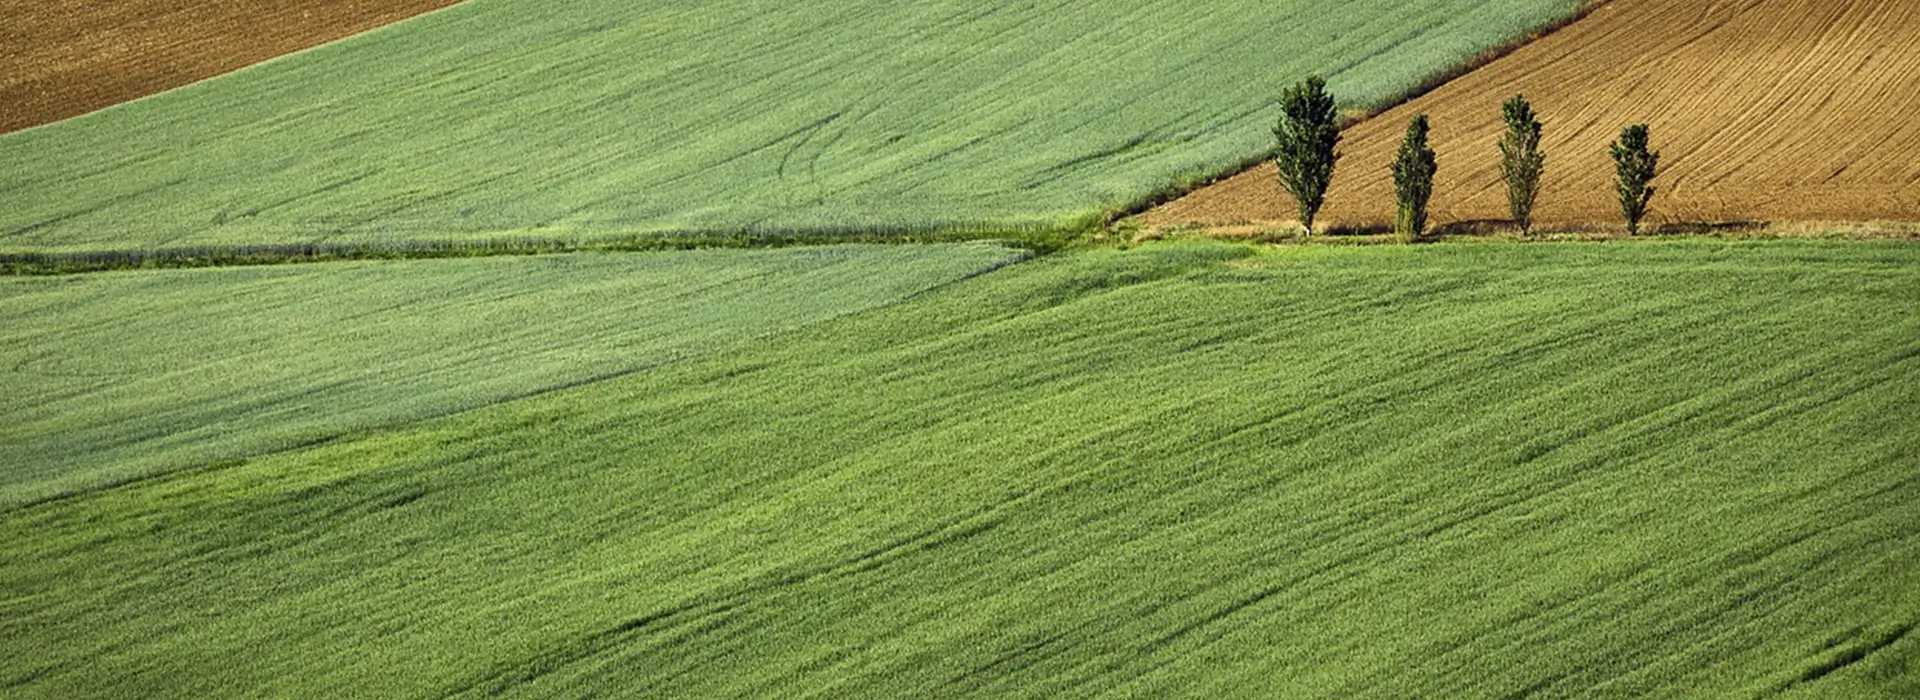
<box><xmin>0</xmin><ymin>0</ymin><xmax>464</xmax><ymax>134</ymax></box>
<box><xmin>1142</xmin><ymin>0</ymin><xmax>1920</xmax><ymax>230</ymax></box>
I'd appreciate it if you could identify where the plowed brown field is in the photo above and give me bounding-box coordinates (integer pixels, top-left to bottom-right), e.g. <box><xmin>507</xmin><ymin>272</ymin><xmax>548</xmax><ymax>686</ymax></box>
<box><xmin>1143</xmin><ymin>0</ymin><xmax>1920</xmax><ymax>231</ymax></box>
<box><xmin>0</xmin><ymin>0</ymin><xmax>461</xmax><ymax>133</ymax></box>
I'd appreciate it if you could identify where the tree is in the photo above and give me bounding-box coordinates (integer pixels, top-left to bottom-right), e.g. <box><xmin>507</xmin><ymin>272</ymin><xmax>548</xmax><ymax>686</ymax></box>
<box><xmin>1273</xmin><ymin>75</ymin><xmax>1342</xmax><ymax>236</ymax></box>
<box><xmin>1498</xmin><ymin>94</ymin><xmax>1546</xmax><ymax>233</ymax></box>
<box><xmin>1392</xmin><ymin>114</ymin><xmax>1438</xmax><ymax>242</ymax></box>
<box><xmin>1611</xmin><ymin>123</ymin><xmax>1660</xmax><ymax>235</ymax></box>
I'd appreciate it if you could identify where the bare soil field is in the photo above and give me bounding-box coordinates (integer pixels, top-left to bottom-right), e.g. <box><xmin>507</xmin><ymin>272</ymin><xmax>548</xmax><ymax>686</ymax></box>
<box><xmin>1143</xmin><ymin>0</ymin><xmax>1920</xmax><ymax>231</ymax></box>
<box><xmin>0</xmin><ymin>0</ymin><xmax>461</xmax><ymax>133</ymax></box>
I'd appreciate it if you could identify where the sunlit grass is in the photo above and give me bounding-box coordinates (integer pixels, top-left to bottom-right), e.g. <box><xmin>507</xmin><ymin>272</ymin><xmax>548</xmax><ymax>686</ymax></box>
<box><xmin>0</xmin><ymin>0</ymin><xmax>1583</xmax><ymax>253</ymax></box>
<box><xmin>0</xmin><ymin>243</ymin><xmax>1023</xmax><ymax>504</ymax></box>
<box><xmin>4</xmin><ymin>240</ymin><xmax>1915</xmax><ymax>697</ymax></box>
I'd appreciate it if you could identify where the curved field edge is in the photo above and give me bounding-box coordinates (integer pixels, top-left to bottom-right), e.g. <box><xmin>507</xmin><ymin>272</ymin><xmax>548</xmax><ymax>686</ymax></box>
<box><xmin>0</xmin><ymin>243</ymin><xmax>1025</xmax><ymax>506</ymax></box>
<box><xmin>1143</xmin><ymin>0</ymin><xmax>1920</xmax><ymax>230</ymax></box>
<box><xmin>3</xmin><ymin>240</ymin><xmax>1916</xmax><ymax>697</ymax></box>
<box><xmin>0</xmin><ymin>0</ymin><xmax>1587</xmax><ymax>254</ymax></box>
<box><xmin>0</xmin><ymin>0</ymin><xmax>465</xmax><ymax>133</ymax></box>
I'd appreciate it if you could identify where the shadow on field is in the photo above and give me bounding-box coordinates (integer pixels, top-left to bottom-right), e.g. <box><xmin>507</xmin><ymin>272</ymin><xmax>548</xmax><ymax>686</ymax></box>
<box><xmin>1650</xmin><ymin>220</ymin><xmax>1767</xmax><ymax>236</ymax></box>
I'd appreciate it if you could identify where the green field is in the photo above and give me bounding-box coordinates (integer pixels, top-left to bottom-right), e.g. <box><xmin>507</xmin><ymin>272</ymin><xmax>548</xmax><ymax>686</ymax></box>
<box><xmin>0</xmin><ymin>243</ymin><xmax>1023</xmax><ymax>505</ymax></box>
<box><xmin>0</xmin><ymin>0</ymin><xmax>1582</xmax><ymax>254</ymax></box>
<box><xmin>5</xmin><ymin>241</ymin><xmax>1915</xmax><ymax>697</ymax></box>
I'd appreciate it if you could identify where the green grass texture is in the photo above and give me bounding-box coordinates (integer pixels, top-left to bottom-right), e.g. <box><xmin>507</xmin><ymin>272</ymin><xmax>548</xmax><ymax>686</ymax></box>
<box><xmin>0</xmin><ymin>243</ymin><xmax>1024</xmax><ymax>506</ymax></box>
<box><xmin>4</xmin><ymin>240</ymin><xmax>1916</xmax><ymax>697</ymax></box>
<box><xmin>0</xmin><ymin>0</ymin><xmax>1582</xmax><ymax>254</ymax></box>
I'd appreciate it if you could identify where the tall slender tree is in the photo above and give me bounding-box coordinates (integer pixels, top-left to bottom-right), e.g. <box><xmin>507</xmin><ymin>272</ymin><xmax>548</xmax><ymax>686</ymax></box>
<box><xmin>1392</xmin><ymin>114</ymin><xmax>1438</xmax><ymax>242</ymax></box>
<box><xmin>1273</xmin><ymin>75</ymin><xmax>1342</xmax><ymax>236</ymax></box>
<box><xmin>1498</xmin><ymin>94</ymin><xmax>1546</xmax><ymax>233</ymax></box>
<box><xmin>1611</xmin><ymin>124</ymin><xmax>1660</xmax><ymax>235</ymax></box>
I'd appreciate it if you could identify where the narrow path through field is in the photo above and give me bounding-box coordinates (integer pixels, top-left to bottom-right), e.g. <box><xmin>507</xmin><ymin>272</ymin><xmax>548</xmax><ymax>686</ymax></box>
<box><xmin>1142</xmin><ymin>0</ymin><xmax>1920</xmax><ymax>230</ymax></box>
<box><xmin>0</xmin><ymin>0</ymin><xmax>463</xmax><ymax>133</ymax></box>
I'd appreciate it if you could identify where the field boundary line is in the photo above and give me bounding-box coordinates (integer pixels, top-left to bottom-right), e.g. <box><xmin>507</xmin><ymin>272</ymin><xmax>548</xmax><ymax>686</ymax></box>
<box><xmin>1108</xmin><ymin>0</ymin><xmax>1618</xmax><ymax>226</ymax></box>
<box><xmin>0</xmin><ymin>225</ymin><xmax>1075</xmax><ymax>276</ymax></box>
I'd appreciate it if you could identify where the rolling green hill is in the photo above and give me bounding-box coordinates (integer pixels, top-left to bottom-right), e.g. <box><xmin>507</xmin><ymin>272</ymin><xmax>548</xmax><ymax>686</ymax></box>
<box><xmin>5</xmin><ymin>240</ymin><xmax>1915</xmax><ymax>697</ymax></box>
<box><xmin>0</xmin><ymin>0</ymin><xmax>1582</xmax><ymax>253</ymax></box>
<box><xmin>0</xmin><ymin>243</ymin><xmax>1023</xmax><ymax>505</ymax></box>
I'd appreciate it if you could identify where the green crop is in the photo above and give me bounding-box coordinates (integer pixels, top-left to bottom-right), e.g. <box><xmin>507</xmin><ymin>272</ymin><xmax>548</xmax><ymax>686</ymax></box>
<box><xmin>4</xmin><ymin>240</ymin><xmax>1915</xmax><ymax>697</ymax></box>
<box><xmin>0</xmin><ymin>243</ymin><xmax>1022</xmax><ymax>504</ymax></box>
<box><xmin>0</xmin><ymin>0</ymin><xmax>1582</xmax><ymax>253</ymax></box>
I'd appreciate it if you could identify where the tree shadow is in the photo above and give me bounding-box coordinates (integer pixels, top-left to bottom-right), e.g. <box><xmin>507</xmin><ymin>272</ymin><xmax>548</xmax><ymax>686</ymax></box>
<box><xmin>1321</xmin><ymin>222</ymin><xmax>1392</xmax><ymax>237</ymax></box>
<box><xmin>1429</xmin><ymin>219</ymin><xmax>1516</xmax><ymax>236</ymax></box>
<box><xmin>1648</xmin><ymin>220</ymin><xmax>1766</xmax><ymax>236</ymax></box>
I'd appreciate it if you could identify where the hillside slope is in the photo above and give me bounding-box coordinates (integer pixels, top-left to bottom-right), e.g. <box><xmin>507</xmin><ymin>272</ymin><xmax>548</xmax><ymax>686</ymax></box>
<box><xmin>5</xmin><ymin>241</ymin><xmax>1916</xmax><ymax>697</ymax></box>
<box><xmin>1144</xmin><ymin>0</ymin><xmax>1920</xmax><ymax>230</ymax></box>
<box><xmin>0</xmin><ymin>244</ymin><xmax>1021</xmax><ymax>505</ymax></box>
<box><xmin>0</xmin><ymin>0</ymin><xmax>1582</xmax><ymax>253</ymax></box>
<box><xmin>0</xmin><ymin>0</ymin><xmax>463</xmax><ymax>133</ymax></box>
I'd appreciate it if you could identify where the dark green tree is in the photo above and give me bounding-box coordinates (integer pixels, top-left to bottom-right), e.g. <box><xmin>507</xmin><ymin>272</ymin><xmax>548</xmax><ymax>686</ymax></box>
<box><xmin>1273</xmin><ymin>75</ymin><xmax>1342</xmax><ymax>235</ymax></box>
<box><xmin>1392</xmin><ymin>114</ymin><xmax>1438</xmax><ymax>242</ymax></box>
<box><xmin>1610</xmin><ymin>123</ymin><xmax>1660</xmax><ymax>235</ymax></box>
<box><xmin>1498</xmin><ymin>94</ymin><xmax>1546</xmax><ymax>233</ymax></box>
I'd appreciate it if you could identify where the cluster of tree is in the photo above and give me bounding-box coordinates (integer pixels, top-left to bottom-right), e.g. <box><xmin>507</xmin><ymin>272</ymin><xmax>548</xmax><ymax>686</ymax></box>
<box><xmin>1273</xmin><ymin>76</ymin><xmax>1661</xmax><ymax>240</ymax></box>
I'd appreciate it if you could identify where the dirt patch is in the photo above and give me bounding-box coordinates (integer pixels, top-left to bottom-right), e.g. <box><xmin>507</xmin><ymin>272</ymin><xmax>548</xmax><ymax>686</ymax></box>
<box><xmin>0</xmin><ymin>0</ymin><xmax>463</xmax><ymax>133</ymax></box>
<box><xmin>1142</xmin><ymin>0</ymin><xmax>1920</xmax><ymax>230</ymax></box>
